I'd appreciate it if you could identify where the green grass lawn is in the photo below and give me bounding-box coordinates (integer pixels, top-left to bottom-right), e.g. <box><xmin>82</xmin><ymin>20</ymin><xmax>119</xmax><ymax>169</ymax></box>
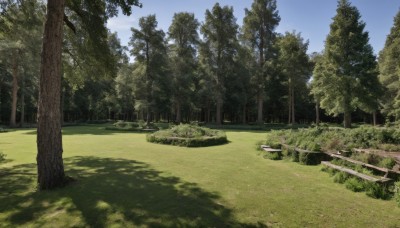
<box><xmin>0</xmin><ymin>125</ymin><xmax>399</xmax><ymax>227</ymax></box>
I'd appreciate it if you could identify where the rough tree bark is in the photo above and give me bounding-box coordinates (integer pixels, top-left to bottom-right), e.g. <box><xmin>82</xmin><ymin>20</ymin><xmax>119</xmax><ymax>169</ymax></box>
<box><xmin>37</xmin><ymin>0</ymin><xmax>66</xmax><ymax>190</ymax></box>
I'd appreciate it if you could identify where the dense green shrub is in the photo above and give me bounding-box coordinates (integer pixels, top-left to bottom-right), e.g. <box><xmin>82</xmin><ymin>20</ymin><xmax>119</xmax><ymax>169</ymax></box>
<box><xmin>395</xmin><ymin>182</ymin><xmax>400</xmax><ymax>206</ymax></box>
<box><xmin>378</xmin><ymin>157</ymin><xmax>396</xmax><ymax>169</ymax></box>
<box><xmin>0</xmin><ymin>127</ymin><xmax>7</xmax><ymax>133</ymax></box>
<box><xmin>146</xmin><ymin>124</ymin><xmax>228</xmax><ymax>147</ymax></box>
<box><xmin>333</xmin><ymin>172</ymin><xmax>349</xmax><ymax>183</ymax></box>
<box><xmin>263</xmin><ymin>151</ymin><xmax>282</xmax><ymax>160</ymax></box>
<box><xmin>345</xmin><ymin>177</ymin><xmax>365</xmax><ymax>192</ymax></box>
<box><xmin>264</xmin><ymin>133</ymin><xmax>282</xmax><ymax>149</ymax></box>
<box><xmin>266</xmin><ymin>126</ymin><xmax>400</xmax><ymax>152</ymax></box>
<box><xmin>365</xmin><ymin>182</ymin><xmax>391</xmax><ymax>200</ymax></box>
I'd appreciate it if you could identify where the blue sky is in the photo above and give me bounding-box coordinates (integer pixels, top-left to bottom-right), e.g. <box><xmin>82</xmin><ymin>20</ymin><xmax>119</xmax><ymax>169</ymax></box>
<box><xmin>107</xmin><ymin>0</ymin><xmax>400</xmax><ymax>55</ymax></box>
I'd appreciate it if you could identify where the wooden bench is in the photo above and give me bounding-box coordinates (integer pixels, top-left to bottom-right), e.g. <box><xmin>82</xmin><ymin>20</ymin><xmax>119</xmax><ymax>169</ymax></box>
<box><xmin>260</xmin><ymin>145</ymin><xmax>282</xmax><ymax>152</ymax></box>
<box><xmin>328</xmin><ymin>153</ymin><xmax>400</xmax><ymax>178</ymax></box>
<box><xmin>321</xmin><ymin>161</ymin><xmax>392</xmax><ymax>183</ymax></box>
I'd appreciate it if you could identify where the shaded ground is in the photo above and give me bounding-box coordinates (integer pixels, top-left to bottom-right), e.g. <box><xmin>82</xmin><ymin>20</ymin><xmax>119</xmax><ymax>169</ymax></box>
<box><xmin>0</xmin><ymin>156</ymin><xmax>264</xmax><ymax>227</ymax></box>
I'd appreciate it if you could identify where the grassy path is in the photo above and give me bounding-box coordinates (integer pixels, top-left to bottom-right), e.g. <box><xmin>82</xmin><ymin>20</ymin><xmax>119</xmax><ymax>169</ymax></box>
<box><xmin>0</xmin><ymin>125</ymin><xmax>399</xmax><ymax>227</ymax></box>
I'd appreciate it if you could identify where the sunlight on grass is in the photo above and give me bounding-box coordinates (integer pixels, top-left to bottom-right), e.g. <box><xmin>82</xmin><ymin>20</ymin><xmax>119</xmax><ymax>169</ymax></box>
<box><xmin>0</xmin><ymin>125</ymin><xmax>399</xmax><ymax>227</ymax></box>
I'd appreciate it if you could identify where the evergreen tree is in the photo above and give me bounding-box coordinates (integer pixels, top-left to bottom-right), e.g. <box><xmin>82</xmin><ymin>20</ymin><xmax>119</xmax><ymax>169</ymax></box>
<box><xmin>200</xmin><ymin>3</ymin><xmax>238</xmax><ymax>125</ymax></box>
<box><xmin>277</xmin><ymin>32</ymin><xmax>311</xmax><ymax>124</ymax></box>
<box><xmin>129</xmin><ymin>15</ymin><xmax>168</xmax><ymax>125</ymax></box>
<box><xmin>168</xmin><ymin>12</ymin><xmax>199</xmax><ymax>123</ymax></box>
<box><xmin>242</xmin><ymin>0</ymin><xmax>280</xmax><ymax>124</ymax></box>
<box><xmin>378</xmin><ymin>10</ymin><xmax>400</xmax><ymax>120</ymax></box>
<box><xmin>311</xmin><ymin>0</ymin><xmax>379</xmax><ymax>128</ymax></box>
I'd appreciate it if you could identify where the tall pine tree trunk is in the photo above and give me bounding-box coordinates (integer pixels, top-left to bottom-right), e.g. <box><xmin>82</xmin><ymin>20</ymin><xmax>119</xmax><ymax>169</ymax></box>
<box><xmin>372</xmin><ymin>111</ymin><xmax>377</xmax><ymax>126</ymax></box>
<box><xmin>257</xmin><ymin>92</ymin><xmax>263</xmax><ymax>124</ymax></box>
<box><xmin>315</xmin><ymin>103</ymin><xmax>320</xmax><ymax>125</ymax></box>
<box><xmin>288</xmin><ymin>80</ymin><xmax>291</xmax><ymax>124</ymax></box>
<box><xmin>216</xmin><ymin>96</ymin><xmax>223</xmax><ymax>125</ymax></box>
<box><xmin>10</xmin><ymin>49</ymin><xmax>19</xmax><ymax>127</ymax></box>
<box><xmin>37</xmin><ymin>0</ymin><xmax>66</xmax><ymax>190</ymax></box>
<box><xmin>344</xmin><ymin>111</ymin><xmax>351</xmax><ymax>128</ymax></box>
<box><xmin>20</xmin><ymin>73</ymin><xmax>25</xmax><ymax>127</ymax></box>
<box><xmin>291</xmin><ymin>85</ymin><xmax>295</xmax><ymax>124</ymax></box>
<box><xmin>176</xmin><ymin>101</ymin><xmax>181</xmax><ymax>123</ymax></box>
<box><xmin>242</xmin><ymin>105</ymin><xmax>247</xmax><ymax>124</ymax></box>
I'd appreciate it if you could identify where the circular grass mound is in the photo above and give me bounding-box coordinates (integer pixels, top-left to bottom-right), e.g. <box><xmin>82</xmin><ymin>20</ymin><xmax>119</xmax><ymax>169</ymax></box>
<box><xmin>146</xmin><ymin>124</ymin><xmax>228</xmax><ymax>147</ymax></box>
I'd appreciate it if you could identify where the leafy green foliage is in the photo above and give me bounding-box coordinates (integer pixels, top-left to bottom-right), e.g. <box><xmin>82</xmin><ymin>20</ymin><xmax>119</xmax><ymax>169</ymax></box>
<box><xmin>268</xmin><ymin>126</ymin><xmax>400</xmax><ymax>153</ymax></box>
<box><xmin>146</xmin><ymin>124</ymin><xmax>227</xmax><ymax>147</ymax></box>
<box><xmin>365</xmin><ymin>182</ymin><xmax>391</xmax><ymax>200</ymax></box>
<box><xmin>395</xmin><ymin>181</ymin><xmax>400</xmax><ymax>206</ymax></box>
<box><xmin>263</xmin><ymin>151</ymin><xmax>281</xmax><ymax>160</ymax></box>
<box><xmin>333</xmin><ymin>172</ymin><xmax>349</xmax><ymax>184</ymax></box>
<box><xmin>378</xmin><ymin>157</ymin><xmax>396</xmax><ymax>169</ymax></box>
<box><xmin>344</xmin><ymin>177</ymin><xmax>365</xmax><ymax>192</ymax></box>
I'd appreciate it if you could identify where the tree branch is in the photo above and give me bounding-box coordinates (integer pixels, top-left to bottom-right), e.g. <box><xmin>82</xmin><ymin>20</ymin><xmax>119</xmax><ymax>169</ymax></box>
<box><xmin>64</xmin><ymin>13</ymin><xmax>76</xmax><ymax>34</ymax></box>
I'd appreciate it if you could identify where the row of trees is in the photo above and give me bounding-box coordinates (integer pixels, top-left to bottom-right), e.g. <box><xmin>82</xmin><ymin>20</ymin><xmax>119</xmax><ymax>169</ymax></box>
<box><xmin>1</xmin><ymin>0</ymin><xmax>400</xmax><ymax>189</ymax></box>
<box><xmin>1</xmin><ymin>0</ymin><xmax>400</xmax><ymax>129</ymax></box>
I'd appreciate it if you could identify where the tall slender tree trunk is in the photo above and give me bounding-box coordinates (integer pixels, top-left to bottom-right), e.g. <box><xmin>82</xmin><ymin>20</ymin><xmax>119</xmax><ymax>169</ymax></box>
<box><xmin>176</xmin><ymin>101</ymin><xmax>181</xmax><ymax>123</ymax></box>
<box><xmin>20</xmin><ymin>73</ymin><xmax>25</xmax><ymax>127</ymax></box>
<box><xmin>291</xmin><ymin>85</ymin><xmax>295</xmax><ymax>124</ymax></box>
<box><xmin>315</xmin><ymin>103</ymin><xmax>320</xmax><ymax>125</ymax></box>
<box><xmin>242</xmin><ymin>105</ymin><xmax>247</xmax><ymax>124</ymax></box>
<box><xmin>37</xmin><ymin>0</ymin><xmax>66</xmax><ymax>190</ymax></box>
<box><xmin>10</xmin><ymin>50</ymin><xmax>19</xmax><ymax>127</ymax></box>
<box><xmin>372</xmin><ymin>111</ymin><xmax>377</xmax><ymax>126</ymax></box>
<box><xmin>288</xmin><ymin>80</ymin><xmax>291</xmax><ymax>124</ymax></box>
<box><xmin>257</xmin><ymin>92</ymin><xmax>263</xmax><ymax>125</ymax></box>
<box><xmin>216</xmin><ymin>96</ymin><xmax>223</xmax><ymax>125</ymax></box>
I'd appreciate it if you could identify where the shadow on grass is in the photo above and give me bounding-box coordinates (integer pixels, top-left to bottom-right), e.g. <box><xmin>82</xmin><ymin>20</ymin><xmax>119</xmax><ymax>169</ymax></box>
<box><xmin>0</xmin><ymin>156</ymin><xmax>266</xmax><ymax>227</ymax></box>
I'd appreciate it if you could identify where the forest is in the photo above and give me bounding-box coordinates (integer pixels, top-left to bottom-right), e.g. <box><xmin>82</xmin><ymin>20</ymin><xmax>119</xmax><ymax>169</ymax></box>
<box><xmin>1</xmin><ymin>0</ymin><xmax>399</xmax><ymax>128</ymax></box>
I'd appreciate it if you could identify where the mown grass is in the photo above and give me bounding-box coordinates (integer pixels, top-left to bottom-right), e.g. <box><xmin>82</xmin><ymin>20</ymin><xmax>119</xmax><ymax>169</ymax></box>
<box><xmin>0</xmin><ymin>125</ymin><xmax>399</xmax><ymax>227</ymax></box>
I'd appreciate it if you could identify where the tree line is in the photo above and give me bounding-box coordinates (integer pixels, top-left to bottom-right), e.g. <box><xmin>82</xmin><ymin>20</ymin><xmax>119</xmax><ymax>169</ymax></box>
<box><xmin>1</xmin><ymin>0</ymin><xmax>400</xmax><ymax>129</ymax></box>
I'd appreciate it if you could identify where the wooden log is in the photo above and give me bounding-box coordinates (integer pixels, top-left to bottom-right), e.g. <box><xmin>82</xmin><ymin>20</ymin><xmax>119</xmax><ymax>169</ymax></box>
<box><xmin>321</xmin><ymin>161</ymin><xmax>392</xmax><ymax>183</ymax></box>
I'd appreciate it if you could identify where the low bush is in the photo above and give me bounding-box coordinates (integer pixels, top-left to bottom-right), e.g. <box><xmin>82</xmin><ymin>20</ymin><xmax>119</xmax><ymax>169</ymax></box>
<box><xmin>344</xmin><ymin>177</ymin><xmax>365</xmax><ymax>192</ymax></box>
<box><xmin>146</xmin><ymin>124</ymin><xmax>228</xmax><ymax>147</ymax></box>
<box><xmin>365</xmin><ymin>182</ymin><xmax>391</xmax><ymax>200</ymax></box>
<box><xmin>0</xmin><ymin>127</ymin><xmax>7</xmax><ymax>133</ymax></box>
<box><xmin>266</xmin><ymin>125</ymin><xmax>400</xmax><ymax>153</ymax></box>
<box><xmin>378</xmin><ymin>157</ymin><xmax>396</xmax><ymax>169</ymax></box>
<box><xmin>333</xmin><ymin>172</ymin><xmax>349</xmax><ymax>184</ymax></box>
<box><xmin>263</xmin><ymin>151</ymin><xmax>282</xmax><ymax>160</ymax></box>
<box><xmin>395</xmin><ymin>181</ymin><xmax>400</xmax><ymax>207</ymax></box>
